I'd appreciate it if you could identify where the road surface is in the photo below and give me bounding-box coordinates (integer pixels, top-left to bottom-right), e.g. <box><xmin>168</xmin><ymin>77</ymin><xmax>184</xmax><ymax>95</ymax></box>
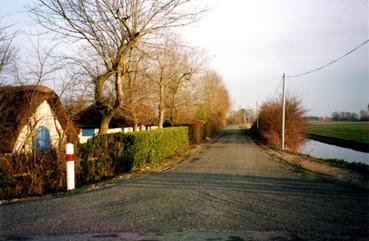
<box><xmin>1</xmin><ymin>128</ymin><xmax>368</xmax><ymax>240</ymax></box>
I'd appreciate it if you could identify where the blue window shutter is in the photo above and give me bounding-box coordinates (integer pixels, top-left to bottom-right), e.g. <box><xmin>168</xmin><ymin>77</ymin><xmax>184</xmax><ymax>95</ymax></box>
<box><xmin>34</xmin><ymin>126</ymin><xmax>51</xmax><ymax>153</ymax></box>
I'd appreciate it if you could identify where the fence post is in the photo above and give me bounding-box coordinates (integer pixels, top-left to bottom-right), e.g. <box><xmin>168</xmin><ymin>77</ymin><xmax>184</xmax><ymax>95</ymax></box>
<box><xmin>66</xmin><ymin>143</ymin><xmax>75</xmax><ymax>190</ymax></box>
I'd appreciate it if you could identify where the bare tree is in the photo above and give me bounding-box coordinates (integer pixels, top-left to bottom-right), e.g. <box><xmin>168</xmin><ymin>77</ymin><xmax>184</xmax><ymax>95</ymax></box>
<box><xmin>0</xmin><ymin>21</ymin><xmax>17</xmax><ymax>83</ymax></box>
<box><xmin>196</xmin><ymin>71</ymin><xmax>230</xmax><ymax>135</ymax></box>
<box><xmin>122</xmin><ymin>47</ymin><xmax>158</xmax><ymax>131</ymax></box>
<box><xmin>165</xmin><ymin>47</ymin><xmax>194</xmax><ymax>125</ymax></box>
<box><xmin>143</xmin><ymin>35</ymin><xmax>200</xmax><ymax>128</ymax></box>
<box><xmin>30</xmin><ymin>0</ymin><xmax>205</xmax><ymax>134</ymax></box>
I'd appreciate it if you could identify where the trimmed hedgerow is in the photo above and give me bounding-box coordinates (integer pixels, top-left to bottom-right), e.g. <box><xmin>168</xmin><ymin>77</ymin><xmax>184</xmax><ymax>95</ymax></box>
<box><xmin>77</xmin><ymin>127</ymin><xmax>189</xmax><ymax>184</ymax></box>
<box><xmin>125</xmin><ymin>127</ymin><xmax>189</xmax><ymax>167</ymax></box>
<box><xmin>77</xmin><ymin>133</ymin><xmax>127</xmax><ymax>184</ymax></box>
<box><xmin>180</xmin><ymin>120</ymin><xmax>206</xmax><ymax>144</ymax></box>
<box><xmin>0</xmin><ymin>127</ymin><xmax>189</xmax><ymax>199</ymax></box>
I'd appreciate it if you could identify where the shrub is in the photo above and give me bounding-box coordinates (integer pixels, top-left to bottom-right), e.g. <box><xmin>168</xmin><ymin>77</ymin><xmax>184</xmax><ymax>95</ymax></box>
<box><xmin>77</xmin><ymin>133</ymin><xmax>127</xmax><ymax>184</ymax></box>
<box><xmin>259</xmin><ymin>96</ymin><xmax>306</xmax><ymax>151</ymax></box>
<box><xmin>0</xmin><ymin>150</ymin><xmax>65</xmax><ymax>200</ymax></box>
<box><xmin>125</xmin><ymin>127</ymin><xmax>189</xmax><ymax>167</ymax></box>
<box><xmin>77</xmin><ymin>127</ymin><xmax>189</xmax><ymax>184</ymax></box>
<box><xmin>0</xmin><ymin>127</ymin><xmax>189</xmax><ymax>199</ymax></box>
<box><xmin>189</xmin><ymin>120</ymin><xmax>206</xmax><ymax>144</ymax></box>
<box><xmin>171</xmin><ymin>120</ymin><xmax>205</xmax><ymax>144</ymax></box>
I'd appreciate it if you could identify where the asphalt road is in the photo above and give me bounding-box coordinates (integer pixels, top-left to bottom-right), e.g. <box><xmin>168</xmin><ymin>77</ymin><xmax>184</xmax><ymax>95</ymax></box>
<box><xmin>1</xmin><ymin>128</ymin><xmax>368</xmax><ymax>241</ymax></box>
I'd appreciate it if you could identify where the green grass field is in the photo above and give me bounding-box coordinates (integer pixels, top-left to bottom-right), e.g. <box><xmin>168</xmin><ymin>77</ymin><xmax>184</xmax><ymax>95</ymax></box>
<box><xmin>306</xmin><ymin>122</ymin><xmax>369</xmax><ymax>144</ymax></box>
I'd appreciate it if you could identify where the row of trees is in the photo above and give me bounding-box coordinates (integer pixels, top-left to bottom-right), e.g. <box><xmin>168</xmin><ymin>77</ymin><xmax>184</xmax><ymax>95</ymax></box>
<box><xmin>227</xmin><ymin>108</ymin><xmax>255</xmax><ymax>126</ymax></box>
<box><xmin>331</xmin><ymin>110</ymin><xmax>369</xmax><ymax>122</ymax></box>
<box><xmin>0</xmin><ymin>0</ymin><xmax>230</xmax><ymax>136</ymax></box>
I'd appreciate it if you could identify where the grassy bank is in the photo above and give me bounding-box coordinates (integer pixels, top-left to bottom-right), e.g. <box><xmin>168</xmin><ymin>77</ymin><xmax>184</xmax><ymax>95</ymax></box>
<box><xmin>251</xmin><ymin>134</ymin><xmax>369</xmax><ymax>188</ymax></box>
<box><xmin>306</xmin><ymin>122</ymin><xmax>369</xmax><ymax>144</ymax></box>
<box><xmin>319</xmin><ymin>157</ymin><xmax>369</xmax><ymax>177</ymax></box>
<box><xmin>246</xmin><ymin>128</ymin><xmax>369</xmax><ymax>181</ymax></box>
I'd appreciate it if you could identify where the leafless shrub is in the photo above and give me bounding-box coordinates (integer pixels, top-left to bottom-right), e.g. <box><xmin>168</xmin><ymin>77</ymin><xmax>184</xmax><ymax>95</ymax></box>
<box><xmin>259</xmin><ymin>95</ymin><xmax>306</xmax><ymax>151</ymax></box>
<box><xmin>0</xmin><ymin>151</ymin><xmax>66</xmax><ymax>200</ymax></box>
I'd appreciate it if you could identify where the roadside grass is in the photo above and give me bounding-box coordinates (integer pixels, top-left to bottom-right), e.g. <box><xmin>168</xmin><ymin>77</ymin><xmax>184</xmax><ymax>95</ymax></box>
<box><xmin>317</xmin><ymin>157</ymin><xmax>369</xmax><ymax>177</ymax></box>
<box><xmin>306</xmin><ymin>122</ymin><xmax>369</xmax><ymax>144</ymax></box>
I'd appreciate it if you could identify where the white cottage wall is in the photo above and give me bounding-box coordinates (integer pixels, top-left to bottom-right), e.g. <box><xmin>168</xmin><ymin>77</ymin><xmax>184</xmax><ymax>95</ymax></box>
<box><xmin>13</xmin><ymin>101</ymin><xmax>64</xmax><ymax>152</ymax></box>
<box><xmin>77</xmin><ymin>126</ymin><xmax>157</xmax><ymax>144</ymax></box>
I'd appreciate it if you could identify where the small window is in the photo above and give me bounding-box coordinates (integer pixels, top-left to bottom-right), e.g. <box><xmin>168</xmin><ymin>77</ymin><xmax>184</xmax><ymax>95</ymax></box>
<box><xmin>34</xmin><ymin>126</ymin><xmax>51</xmax><ymax>153</ymax></box>
<box><xmin>82</xmin><ymin>129</ymin><xmax>95</xmax><ymax>137</ymax></box>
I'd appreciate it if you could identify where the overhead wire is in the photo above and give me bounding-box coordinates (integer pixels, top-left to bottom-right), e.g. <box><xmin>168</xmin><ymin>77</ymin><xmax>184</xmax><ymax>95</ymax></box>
<box><xmin>271</xmin><ymin>76</ymin><xmax>283</xmax><ymax>99</ymax></box>
<box><xmin>286</xmin><ymin>39</ymin><xmax>369</xmax><ymax>79</ymax></box>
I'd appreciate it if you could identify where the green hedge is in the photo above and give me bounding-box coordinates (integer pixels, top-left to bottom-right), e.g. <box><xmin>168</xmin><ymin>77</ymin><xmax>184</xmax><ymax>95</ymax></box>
<box><xmin>77</xmin><ymin>133</ymin><xmax>127</xmax><ymax>184</ymax></box>
<box><xmin>77</xmin><ymin>127</ymin><xmax>189</xmax><ymax>184</ymax></box>
<box><xmin>0</xmin><ymin>127</ymin><xmax>189</xmax><ymax>199</ymax></box>
<box><xmin>125</xmin><ymin>127</ymin><xmax>189</xmax><ymax>167</ymax></box>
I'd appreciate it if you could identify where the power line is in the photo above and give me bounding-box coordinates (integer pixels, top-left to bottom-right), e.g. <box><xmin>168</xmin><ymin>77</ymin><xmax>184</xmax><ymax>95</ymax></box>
<box><xmin>286</xmin><ymin>39</ymin><xmax>369</xmax><ymax>79</ymax></box>
<box><xmin>272</xmin><ymin>76</ymin><xmax>283</xmax><ymax>99</ymax></box>
<box><xmin>279</xmin><ymin>39</ymin><xmax>368</xmax><ymax>150</ymax></box>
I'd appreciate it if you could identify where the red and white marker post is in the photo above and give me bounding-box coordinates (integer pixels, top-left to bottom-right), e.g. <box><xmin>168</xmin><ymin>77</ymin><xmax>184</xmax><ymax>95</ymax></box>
<box><xmin>66</xmin><ymin>143</ymin><xmax>75</xmax><ymax>190</ymax></box>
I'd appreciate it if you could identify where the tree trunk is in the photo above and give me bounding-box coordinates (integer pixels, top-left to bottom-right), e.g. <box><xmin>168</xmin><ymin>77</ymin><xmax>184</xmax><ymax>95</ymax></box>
<box><xmin>158</xmin><ymin>82</ymin><xmax>165</xmax><ymax>128</ymax></box>
<box><xmin>115</xmin><ymin>66</ymin><xmax>124</xmax><ymax>109</ymax></box>
<box><xmin>132</xmin><ymin>111</ymin><xmax>139</xmax><ymax>132</ymax></box>
<box><xmin>168</xmin><ymin>95</ymin><xmax>177</xmax><ymax>126</ymax></box>
<box><xmin>99</xmin><ymin>110</ymin><xmax>114</xmax><ymax>134</ymax></box>
<box><xmin>95</xmin><ymin>71</ymin><xmax>114</xmax><ymax>105</ymax></box>
<box><xmin>133</xmin><ymin>123</ymin><xmax>139</xmax><ymax>132</ymax></box>
<box><xmin>98</xmin><ymin>67</ymin><xmax>124</xmax><ymax>134</ymax></box>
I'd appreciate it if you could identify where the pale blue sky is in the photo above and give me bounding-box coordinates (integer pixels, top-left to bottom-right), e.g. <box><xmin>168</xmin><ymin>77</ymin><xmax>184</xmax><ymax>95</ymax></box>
<box><xmin>180</xmin><ymin>0</ymin><xmax>368</xmax><ymax>116</ymax></box>
<box><xmin>1</xmin><ymin>0</ymin><xmax>368</xmax><ymax>116</ymax></box>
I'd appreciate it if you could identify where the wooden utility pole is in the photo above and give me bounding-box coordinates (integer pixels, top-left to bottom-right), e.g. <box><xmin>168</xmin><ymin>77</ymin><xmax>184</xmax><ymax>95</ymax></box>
<box><xmin>281</xmin><ymin>73</ymin><xmax>286</xmax><ymax>150</ymax></box>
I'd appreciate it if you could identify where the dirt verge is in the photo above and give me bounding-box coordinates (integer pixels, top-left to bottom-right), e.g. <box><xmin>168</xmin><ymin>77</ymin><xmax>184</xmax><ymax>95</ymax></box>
<box><xmin>257</xmin><ymin>142</ymin><xmax>369</xmax><ymax>190</ymax></box>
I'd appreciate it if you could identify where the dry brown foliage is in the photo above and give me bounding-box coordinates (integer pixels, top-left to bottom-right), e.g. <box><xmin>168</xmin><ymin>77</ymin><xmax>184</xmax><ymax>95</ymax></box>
<box><xmin>259</xmin><ymin>96</ymin><xmax>306</xmax><ymax>151</ymax></box>
<box><xmin>0</xmin><ymin>151</ymin><xmax>66</xmax><ymax>200</ymax></box>
<box><xmin>199</xmin><ymin>72</ymin><xmax>230</xmax><ymax>137</ymax></box>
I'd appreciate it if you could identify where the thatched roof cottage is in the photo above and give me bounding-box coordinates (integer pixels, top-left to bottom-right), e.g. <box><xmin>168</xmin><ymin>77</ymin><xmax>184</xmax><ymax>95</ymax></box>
<box><xmin>74</xmin><ymin>104</ymin><xmax>158</xmax><ymax>143</ymax></box>
<box><xmin>0</xmin><ymin>85</ymin><xmax>78</xmax><ymax>153</ymax></box>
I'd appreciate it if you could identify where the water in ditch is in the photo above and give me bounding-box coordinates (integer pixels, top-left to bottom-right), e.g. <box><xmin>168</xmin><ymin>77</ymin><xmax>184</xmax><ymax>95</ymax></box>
<box><xmin>301</xmin><ymin>139</ymin><xmax>369</xmax><ymax>165</ymax></box>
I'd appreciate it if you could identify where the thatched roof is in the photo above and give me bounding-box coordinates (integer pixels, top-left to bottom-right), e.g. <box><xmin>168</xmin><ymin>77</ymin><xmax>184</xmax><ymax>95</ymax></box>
<box><xmin>74</xmin><ymin>103</ymin><xmax>157</xmax><ymax>129</ymax></box>
<box><xmin>0</xmin><ymin>85</ymin><xmax>79</xmax><ymax>153</ymax></box>
<box><xmin>74</xmin><ymin>104</ymin><xmax>134</xmax><ymax>128</ymax></box>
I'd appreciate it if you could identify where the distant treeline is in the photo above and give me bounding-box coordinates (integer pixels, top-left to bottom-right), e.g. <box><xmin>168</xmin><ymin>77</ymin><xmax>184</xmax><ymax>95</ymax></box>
<box><xmin>331</xmin><ymin>110</ymin><xmax>369</xmax><ymax>121</ymax></box>
<box><xmin>305</xmin><ymin>109</ymin><xmax>369</xmax><ymax>121</ymax></box>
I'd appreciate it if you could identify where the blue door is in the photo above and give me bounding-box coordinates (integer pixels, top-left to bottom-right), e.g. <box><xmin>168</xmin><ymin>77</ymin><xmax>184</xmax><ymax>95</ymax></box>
<box><xmin>34</xmin><ymin>126</ymin><xmax>51</xmax><ymax>153</ymax></box>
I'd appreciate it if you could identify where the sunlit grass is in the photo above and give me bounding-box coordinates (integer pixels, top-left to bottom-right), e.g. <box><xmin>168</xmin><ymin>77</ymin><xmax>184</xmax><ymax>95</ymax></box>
<box><xmin>306</xmin><ymin>122</ymin><xmax>369</xmax><ymax>144</ymax></box>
